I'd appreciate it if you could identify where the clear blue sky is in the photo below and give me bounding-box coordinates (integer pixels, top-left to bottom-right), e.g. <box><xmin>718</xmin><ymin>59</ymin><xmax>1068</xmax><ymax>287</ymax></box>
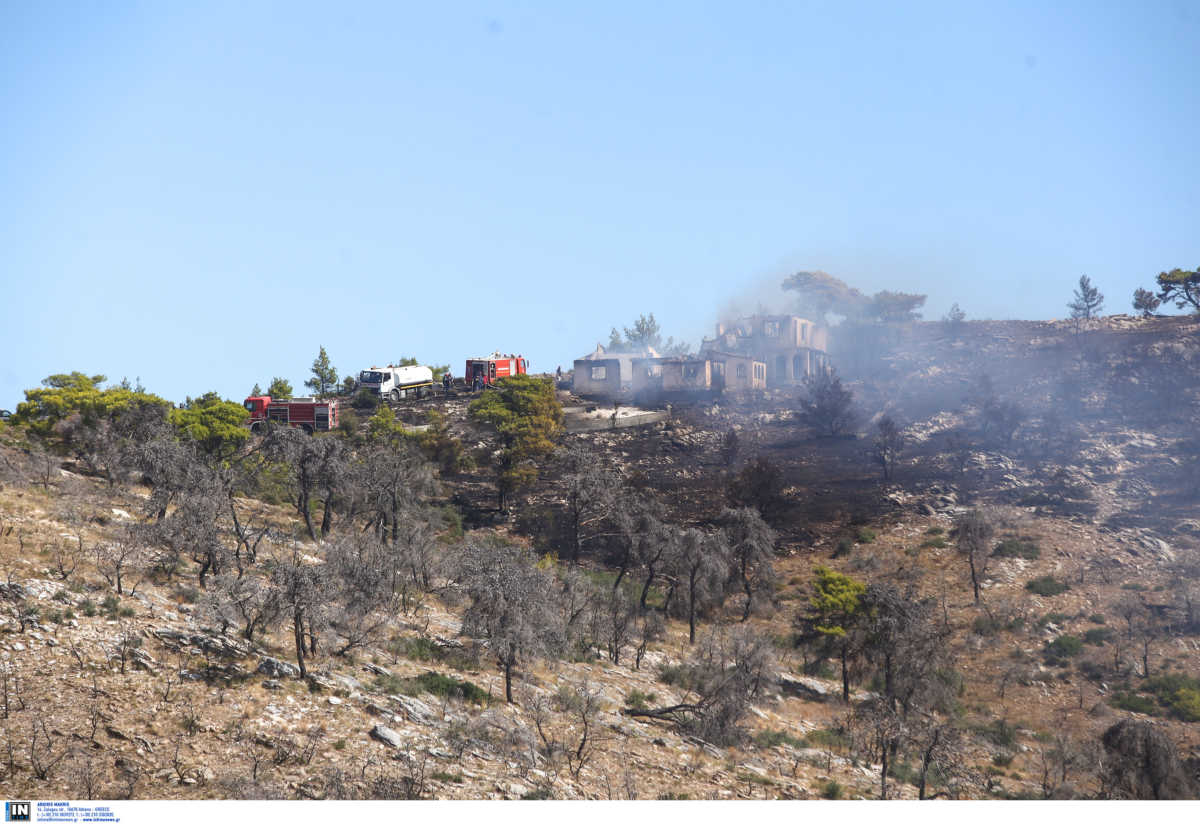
<box><xmin>2</xmin><ymin>2</ymin><xmax>1197</xmax><ymax>408</ymax></box>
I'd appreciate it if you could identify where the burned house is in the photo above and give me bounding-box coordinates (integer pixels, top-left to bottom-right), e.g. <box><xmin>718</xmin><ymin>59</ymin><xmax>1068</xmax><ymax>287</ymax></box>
<box><xmin>700</xmin><ymin>314</ymin><xmax>828</xmax><ymax>388</ymax></box>
<box><xmin>630</xmin><ymin>352</ymin><xmax>766</xmax><ymax>403</ymax></box>
<box><xmin>572</xmin><ymin>344</ymin><xmax>660</xmax><ymax>397</ymax></box>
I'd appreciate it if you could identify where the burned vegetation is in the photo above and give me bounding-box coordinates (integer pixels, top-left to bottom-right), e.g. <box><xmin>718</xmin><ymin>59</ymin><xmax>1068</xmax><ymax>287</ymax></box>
<box><xmin>1</xmin><ymin>281</ymin><xmax>1200</xmax><ymax>800</ymax></box>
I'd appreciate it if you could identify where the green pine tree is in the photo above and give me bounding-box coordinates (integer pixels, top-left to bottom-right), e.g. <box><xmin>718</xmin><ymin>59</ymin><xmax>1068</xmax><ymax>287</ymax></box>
<box><xmin>304</xmin><ymin>347</ymin><xmax>338</xmax><ymax>399</ymax></box>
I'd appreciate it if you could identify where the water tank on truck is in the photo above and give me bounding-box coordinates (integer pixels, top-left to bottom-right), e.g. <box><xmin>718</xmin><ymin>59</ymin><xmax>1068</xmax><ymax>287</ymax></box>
<box><xmin>357</xmin><ymin>364</ymin><xmax>434</xmax><ymax>402</ymax></box>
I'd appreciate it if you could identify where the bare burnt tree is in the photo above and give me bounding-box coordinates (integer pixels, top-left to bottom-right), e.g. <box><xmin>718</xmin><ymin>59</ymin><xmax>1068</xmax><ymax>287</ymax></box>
<box><xmin>850</xmin><ymin>698</ymin><xmax>904</xmax><ymax>799</ymax></box>
<box><xmin>129</xmin><ymin>424</ymin><xmax>197</xmax><ymax>521</ymax></box>
<box><xmin>608</xmin><ymin>493</ymin><xmax>666</xmax><ymax>593</ymax></box>
<box><xmin>718</xmin><ymin>507</ymin><xmax>777</xmax><ymax>621</ymax></box>
<box><xmin>223</xmin><ymin>460</ymin><xmax>273</xmax><ymax>574</ymax></box>
<box><xmin>200</xmin><ymin>573</ymin><xmax>282</xmax><ymax>642</ymax></box>
<box><xmin>457</xmin><ymin>541</ymin><xmax>564</xmax><ymax>703</ymax></box>
<box><xmin>557</xmin><ymin>565</ymin><xmax>600</xmax><ymax>654</ymax></box>
<box><xmin>667</xmin><ymin>528</ymin><xmax>728</xmax><ymax>644</ymax></box>
<box><xmin>324</xmin><ymin>535</ymin><xmax>397</xmax><ymax>656</ymax></box>
<box><xmin>846</xmin><ymin>581</ymin><xmax>958</xmax><ymax>800</ymax></box>
<box><xmin>861</xmin><ymin>581</ymin><xmax>956</xmax><ymax>718</ymax></box>
<box><xmin>386</xmin><ymin>516</ymin><xmax>442</xmax><ymax>614</ymax></box>
<box><xmin>726</xmin><ymin>455</ymin><xmax>786</xmax><ymax>521</ymax></box>
<box><xmin>1036</xmin><ymin>721</ymin><xmax>1095</xmax><ymax>799</ymax></box>
<box><xmin>92</xmin><ymin>525</ymin><xmax>147</xmax><ymax>596</ymax></box>
<box><xmin>357</xmin><ymin>439</ymin><xmax>436</xmax><ymax>545</ymax></box>
<box><xmin>69</xmin><ymin>750</ymin><xmax>101</xmax><ymax>800</ymax></box>
<box><xmin>954</xmin><ymin>508</ymin><xmax>994</xmax><ymax>604</ymax></box>
<box><xmin>720</xmin><ymin>427</ymin><xmax>740</xmax><ymax>467</ymax></box>
<box><xmin>28</xmin><ymin>714</ymin><xmax>70</xmax><ymax>780</ymax></box>
<box><xmin>873</xmin><ymin>415</ymin><xmax>904</xmax><ymax>481</ymax></box>
<box><xmin>532</xmin><ymin>683</ymin><xmax>605</xmax><ymax>779</ymax></box>
<box><xmin>601</xmin><ymin>586</ymin><xmax>637</xmax><ymax>665</ymax></box>
<box><xmin>623</xmin><ymin>626</ymin><xmax>774</xmax><ymax>746</ymax></box>
<box><xmin>313</xmin><ymin>435</ymin><xmax>350</xmax><ymax>537</ymax></box>
<box><xmin>558</xmin><ymin>443</ymin><xmax>619</xmax><ymax>563</ymax></box>
<box><xmin>944</xmin><ymin>429</ymin><xmax>974</xmax><ymax>477</ymax></box>
<box><xmin>911</xmin><ymin>719</ymin><xmax>980</xmax><ymax>800</ymax></box>
<box><xmin>270</xmin><ymin>547</ymin><xmax>331</xmax><ymax>677</ymax></box>
<box><xmin>633</xmin><ymin>608</ymin><xmax>664</xmax><ymax>670</ymax></box>
<box><xmin>263</xmin><ymin>427</ymin><xmax>324</xmax><ymax>541</ymax></box>
<box><xmin>50</xmin><ymin>533</ymin><xmax>82</xmax><ymax>582</ymax></box>
<box><xmin>632</xmin><ymin>518</ymin><xmax>677</xmax><ymax>610</ymax></box>
<box><xmin>154</xmin><ymin>461</ymin><xmax>230</xmax><ymax>588</ymax></box>
<box><xmin>981</xmin><ymin>398</ymin><xmax>1025</xmax><ymax>447</ymax></box>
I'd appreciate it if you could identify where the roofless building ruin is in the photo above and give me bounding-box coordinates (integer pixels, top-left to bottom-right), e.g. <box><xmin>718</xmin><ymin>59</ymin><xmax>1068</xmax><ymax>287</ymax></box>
<box><xmin>572</xmin><ymin>314</ymin><xmax>827</xmax><ymax>401</ymax></box>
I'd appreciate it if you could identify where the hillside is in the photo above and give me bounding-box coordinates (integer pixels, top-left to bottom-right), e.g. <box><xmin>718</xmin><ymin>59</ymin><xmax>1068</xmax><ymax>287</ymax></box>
<box><xmin>1</xmin><ymin>314</ymin><xmax>1199</xmax><ymax>801</ymax></box>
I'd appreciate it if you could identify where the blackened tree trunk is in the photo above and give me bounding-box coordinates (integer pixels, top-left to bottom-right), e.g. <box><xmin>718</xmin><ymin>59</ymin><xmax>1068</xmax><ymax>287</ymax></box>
<box><xmin>292</xmin><ymin>609</ymin><xmax>307</xmax><ymax>678</ymax></box>
<box><xmin>841</xmin><ymin>643</ymin><xmax>851</xmax><ymax>702</ymax></box>
<box><xmin>688</xmin><ymin>569</ymin><xmax>699</xmax><ymax>645</ymax></box>
<box><xmin>297</xmin><ymin>489</ymin><xmax>316</xmax><ymax>541</ymax></box>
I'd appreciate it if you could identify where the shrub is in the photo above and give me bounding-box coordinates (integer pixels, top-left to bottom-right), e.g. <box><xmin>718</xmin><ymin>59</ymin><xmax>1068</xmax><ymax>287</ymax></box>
<box><xmin>727</xmin><ymin>456</ymin><xmax>786</xmax><ymax>519</ymax></box>
<box><xmin>1044</xmin><ymin>635</ymin><xmax>1083</xmax><ymax>664</ymax></box>
<box><xmin>1121</xmin><ymin>582</ymin><xmax>1147</xmax><ymax>592</ymax></box>
<box><xmin>351</xmin><ymin>389</ymin><xmax>381</xmax><ymax>411</ymax></box>
<box><xmin>980</xmin><ymin>719</ymin><xmax>1018</xmax><ymax>748</ymax></box>
<box><xmin>832</xmin><ymin>538</ymin><xmax>853</xmax><ymax>558</ymax></box>
<box><xmin>431</xmin><ymin>771</ymin><xmax>463</xmax><ymax>784</ymax></box>
<box><xmin>625</xmin><ymin>690</ymin><xmax>657</xmax><ymax>711</ymax></box>
<box><xmin>973</xmin><ymin>615</ymin><xmax>1002</xmax><ymax>636</ymax></box>
<box><xmin>1170</xmin><ymin>687</ymin><xmax>1200</xmax><ymax>722</ymax></box>
<box><xmin>992</xmin><ymin>753</ymin><xmax>1015</xmax><ymax>767</ymax></box>
<box><xmin>887</xmin><ymin>760</ymin><xmax>920</xmax><ymax>786</ymax></box>
<box><xmin>1110</xmin><ymin>691</ymin><xmax>1160</xmax><ymax>716</ymax></box>
<box><xmin>993</xmin><ymin>538</ymin><xmax>1040</xmax><ymax>560</ymax></box>
<box><xmin>925</xmin><ymin>526</ymin><xmax>944</xmax><ymax>536</ymax></box>
<box><xmin>1088</xmin><ymin>614</ymin><xmax>1106</xmax><ymax>624</ymax></box>
<box><xmin>1025</xmin><ymin>576</ymin><xmax>1069</xmax><ymax>597</ymax></box>
<box><xmin>803</xmin><ymin>727</ymin><xmax>850</xmax><ymax>752</ymax></box>
<box><xmin>1084</xmin><ymin>627</ymin><xmax>1115</xmax><ymax>646</ymax></box>
<box><xmin>391</xmin><ymin>636</ymin><xmax>443</xmax><ymax>662</ymax></box>
<box><xmin>407</xmin><ymin>672</ymin><xmax>488</xmax><ymax>704</ymax></box>
<box><xmin>920</xmin><ymin>536</ymin><xmax>948</xmax><ymax>549</ymax></box>
<box><xmin>752</xmin><ymin>729</ymin><xmax>805</xmax><ymax>749</ymax></box>
<box><xmin>1036</xmin><ymin>612</ymin><xmax>1069</xmax><ymax>628</ymax></box>
<box><xmin>657</xmin><ymin>664</ymin><xmax>692</xmax><ymax>689</ymax></box>
<box><xmin>856</xmin><ymin>527</ymin><xmax>876</xmax><ymax>544</ymax></box>
<box><xmin>820</xmin><ymin>780</ymin><xmax>843</xmax><ymax>800</ymax></box>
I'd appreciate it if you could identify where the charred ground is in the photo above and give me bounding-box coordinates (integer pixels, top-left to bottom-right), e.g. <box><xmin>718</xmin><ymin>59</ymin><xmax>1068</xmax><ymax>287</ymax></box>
<box><xmin>0</xmin><ymin>314</ymin><xmax>1198</xmax><ymax>801</ymax></box>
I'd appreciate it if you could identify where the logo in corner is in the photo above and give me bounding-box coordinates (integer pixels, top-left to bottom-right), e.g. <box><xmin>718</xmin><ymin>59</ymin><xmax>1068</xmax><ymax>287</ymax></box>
<box><xmin>4</xmin><ymin>802</ymin><xmax>29</xmax><ymax>822</ymax></box>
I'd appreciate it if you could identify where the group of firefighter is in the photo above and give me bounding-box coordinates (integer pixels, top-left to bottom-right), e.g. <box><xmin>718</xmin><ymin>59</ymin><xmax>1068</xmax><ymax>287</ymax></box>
<box><xmin>442</xmin><ymin>370</ymin><xmax>485</xmax><ymax>395</ymax></box>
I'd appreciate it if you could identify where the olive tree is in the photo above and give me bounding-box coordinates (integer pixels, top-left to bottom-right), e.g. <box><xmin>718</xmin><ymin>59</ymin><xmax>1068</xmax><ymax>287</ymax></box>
<box><xmin>457</xmin><ymin>541</ymin><xmax>564</xmax><ymax>703</ymax></box>
<box><xmin>718</xmin><ymin>507</ymin><xmax>777</xmax><ymax>621</ymax></box>
<box><xmin>954</xmin><ymin>508</ymin><xmax>994</xmax><ymax>604</ymax></box>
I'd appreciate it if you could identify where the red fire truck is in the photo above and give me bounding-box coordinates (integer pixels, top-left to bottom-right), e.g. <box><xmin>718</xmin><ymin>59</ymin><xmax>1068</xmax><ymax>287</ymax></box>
<box><xmin>243</xmin><ymin>396</ymin><xmax>339</xmax><ymax>434</ymax></box>
<box><xmin>465</xmin><ymin>353</ymin><xmax>529</xmax><ymax>388</ymax></box>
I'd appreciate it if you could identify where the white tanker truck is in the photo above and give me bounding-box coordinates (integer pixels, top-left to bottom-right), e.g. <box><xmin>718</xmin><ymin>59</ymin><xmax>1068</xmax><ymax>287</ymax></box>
<box><xmin>357</xmin><ymin>364</ymin><xmax>434</xmax><ymax>401</ymax></box>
